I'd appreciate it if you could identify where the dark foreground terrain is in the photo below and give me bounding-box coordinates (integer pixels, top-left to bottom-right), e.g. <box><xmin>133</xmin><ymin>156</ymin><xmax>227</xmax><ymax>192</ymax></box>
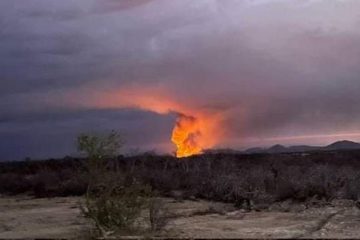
<box><xmin>2</xmin><ymin>150</ymin><xmax>360</xmax><ymax>238</ymax></box>
<box><xmin>2</xmin><ymin>150</ymin><xmax>360</xmax><ymax>205</ymax></box>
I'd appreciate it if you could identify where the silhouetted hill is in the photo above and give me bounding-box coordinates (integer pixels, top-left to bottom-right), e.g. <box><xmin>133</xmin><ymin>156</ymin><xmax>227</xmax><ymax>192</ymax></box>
<box><xmin>244</xmin><ymin>140</ymin><xmax>360</xmax><ymax>154</ymax></box>
<box><xmin>325</xmin><ymin>140</ymin><xmax>360</xmax><ymax>150</ymax></box>
<box><xmin>244</xmin><ymin>147</ymin><xmax>265</xmax><ymax>154</ymax></box>
<box><xmin>268</xmin><ymin>144</ymin><xmax>287</xmax><ymax>153</ymax></box>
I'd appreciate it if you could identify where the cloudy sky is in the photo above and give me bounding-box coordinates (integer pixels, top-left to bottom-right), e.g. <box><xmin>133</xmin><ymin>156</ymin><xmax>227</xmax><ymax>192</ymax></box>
<box><xmin>1</xmin><ymin>0</ymin><xmax>360</xmax><ymax>160</ymax></box>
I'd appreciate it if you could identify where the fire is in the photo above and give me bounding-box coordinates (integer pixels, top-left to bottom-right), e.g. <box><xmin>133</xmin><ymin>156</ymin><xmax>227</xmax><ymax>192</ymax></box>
<box><xmin>171</xmin><ymin>114</ymin><xmax>203</xmax><ymax>158</ymax></box>
<box><xmin>171</xmin><ymin>112</ymin><xmax>222</xmax><ymax>158</ymax></box>
<box><xmin>73</xmin><ymin>86</ymin><xmax>224</xmax><ymax>157</ymax></box>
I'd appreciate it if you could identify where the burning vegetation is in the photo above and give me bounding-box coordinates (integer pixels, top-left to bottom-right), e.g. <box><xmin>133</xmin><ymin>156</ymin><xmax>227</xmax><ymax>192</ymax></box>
<box><xmin>171</xmin><ymin>114</ymin><xmax>202</xmax><ymax>158</ymax></box>
<box><xmin>170</xmin><ymin>113</ymin><xmax>222</xmax><ymax>158</ymax></box>
<box><xmin>92</xmin><ymin>87</ymin><xmax>223</xmax><ymax>158</ymax></box>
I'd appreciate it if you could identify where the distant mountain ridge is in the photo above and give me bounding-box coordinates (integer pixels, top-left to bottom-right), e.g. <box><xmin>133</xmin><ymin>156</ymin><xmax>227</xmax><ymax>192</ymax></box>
<box><xmin>324</xmin><ymin>140</ymin><xmax>360</xmax><ymax>150</ymax></box>
<box><xmin>244</xmin><ymin>140</ymin><xmax>360</xmax><ymax>154</ymax></box>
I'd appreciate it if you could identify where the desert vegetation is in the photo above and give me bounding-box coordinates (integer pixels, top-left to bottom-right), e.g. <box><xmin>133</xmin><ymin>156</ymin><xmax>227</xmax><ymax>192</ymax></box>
<box><xmin>2</xmin><ymin>150</ymin><xmax>360</xmax><ymax>206</ymax></box>
<box><xmin>77</xmin><ymin>131</ymin><xmax>156</xmax><ymax>237</ymax></box>
<box><xmin>3</xmin><ymin>143</ymin><xmax>360</xmax><ymax>237</ymax></box>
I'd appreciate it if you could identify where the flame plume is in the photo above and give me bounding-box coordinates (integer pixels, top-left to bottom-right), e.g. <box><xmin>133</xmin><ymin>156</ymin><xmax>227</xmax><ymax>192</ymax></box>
<box><xmin>171</xmin><ymin>114</ymin><xmax>203</xmax><ymax>158</ymax></box>
<box><xmin>81</xmin><ymin>86</ymin><xmax>223</xmax><ymax>158</ymax></box>
<box><xmin>170</xmin><ymin>112</ymin><xmax>223</xmax><ymax>158</ymax></box>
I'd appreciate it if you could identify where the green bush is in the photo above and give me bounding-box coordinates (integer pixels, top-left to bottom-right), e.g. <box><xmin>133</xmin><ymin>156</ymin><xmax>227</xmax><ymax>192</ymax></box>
<box><xmin>82</xmin><ymin>180</ymin><xmax>152</xmax><ymax>236</ymax></box>
<box><xmin>77</xmin><ymin>131</ymin><xmax>155</xmax><ymax>237</ymax></box>
<box><xmin>77</xmin><ymin>130</ymin><xmax>123</xmax><ymax>178</ymax></box>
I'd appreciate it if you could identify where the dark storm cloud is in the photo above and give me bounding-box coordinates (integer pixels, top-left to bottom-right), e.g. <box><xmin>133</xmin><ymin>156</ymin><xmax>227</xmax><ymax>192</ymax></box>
<box><xmin>0</xmin><ymin>108</ymin><xmax>175</xmax><ymax>161</ymax></box>
<box><xmin>2</xmin><ymin>0</ymin><xmax>360</xmax><ymax>159</ymax></box>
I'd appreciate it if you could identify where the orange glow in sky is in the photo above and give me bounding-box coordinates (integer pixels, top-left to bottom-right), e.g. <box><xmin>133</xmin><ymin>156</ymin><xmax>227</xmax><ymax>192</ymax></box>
<box><xmin>90</xmin><ymin>86</ymin><xmax>224</xmax><ymax>158</ymax></box>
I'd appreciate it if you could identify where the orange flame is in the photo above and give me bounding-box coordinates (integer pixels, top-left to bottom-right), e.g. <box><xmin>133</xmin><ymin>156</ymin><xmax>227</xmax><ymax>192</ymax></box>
<box><xmin>70</xmin><ymin>86</ymin><xmax>224</xmax><ymax>158</ymax></box>
<box><xmin>171</xmin><ymin>114</ymin><xmax>203</xmax><ymax>158</ymax></box>
<box><xmin>171</xmin><ymin>112</ymin><xmax>223</xmax><ymax>158</ymax></box>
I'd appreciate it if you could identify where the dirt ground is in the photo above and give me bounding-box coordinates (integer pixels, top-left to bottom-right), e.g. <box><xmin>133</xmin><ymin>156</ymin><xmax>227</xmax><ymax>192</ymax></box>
<box><xmin>1</xmin><ymin>196</ymin><xmax>360</xmax><ymax>239</ymax></box>
<box><xmin>0</xmin><ymin>196</ymin><xmax>90</xmax><ymax>239</ymax></box>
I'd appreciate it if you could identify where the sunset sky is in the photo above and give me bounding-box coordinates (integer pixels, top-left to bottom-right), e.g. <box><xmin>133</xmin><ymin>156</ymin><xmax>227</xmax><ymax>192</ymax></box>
<box><xmin>2</xmin><ymin>0</ymin><xmax>360</xmax><ymax>160</ymax></box>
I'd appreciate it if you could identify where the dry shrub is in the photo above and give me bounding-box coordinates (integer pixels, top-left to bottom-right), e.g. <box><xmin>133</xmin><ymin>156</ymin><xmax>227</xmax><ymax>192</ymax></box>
<box><xmin>78</xmin><ymin>131</ymin><xmax>157</xmax><ymax>237</ymax></box>
<box><xmin>149</xmin><ymin>198</ymin><xmax>169</xmax><ymax>232</ymax></box>
<box><xmin>82</xmin><ymin>180</ymin><xmax>152</xmax><ymax>237</ymax></box>
<box><xmin>3</xmin><ymin>150</ymin><xmax>360</xmax><ymax>209</ymax></box>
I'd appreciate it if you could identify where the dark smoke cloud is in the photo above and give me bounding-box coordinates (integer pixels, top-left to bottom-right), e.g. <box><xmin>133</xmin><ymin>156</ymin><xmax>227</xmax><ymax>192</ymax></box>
<box><xmin>1</xmin><ymin>0</ymin><xmax>360</xmax><ymax>160</ymax></box>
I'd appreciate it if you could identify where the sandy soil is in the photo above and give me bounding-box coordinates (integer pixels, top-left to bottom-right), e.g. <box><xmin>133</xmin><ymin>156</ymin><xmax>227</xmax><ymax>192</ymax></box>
<box><xmin>1</xmin><ymin>196</ymin><xmax>360</xmax><ymax>239</ymax></box>
<box><xmin>0</xmin><ymin>196</ymin><xmax>90</xmax><ymax>239</ymax></box>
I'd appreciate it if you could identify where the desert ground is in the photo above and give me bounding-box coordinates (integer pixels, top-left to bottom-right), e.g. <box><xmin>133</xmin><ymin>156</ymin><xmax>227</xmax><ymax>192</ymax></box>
<box><xmin>1</xmin><ymin>195</ymin><xmax>360</xmax><ymax>239</ymax></box>
<box><xmin>3</xmin><ymin>151</ymin><xmax>360</xmax><ymax>238</ymax></box>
